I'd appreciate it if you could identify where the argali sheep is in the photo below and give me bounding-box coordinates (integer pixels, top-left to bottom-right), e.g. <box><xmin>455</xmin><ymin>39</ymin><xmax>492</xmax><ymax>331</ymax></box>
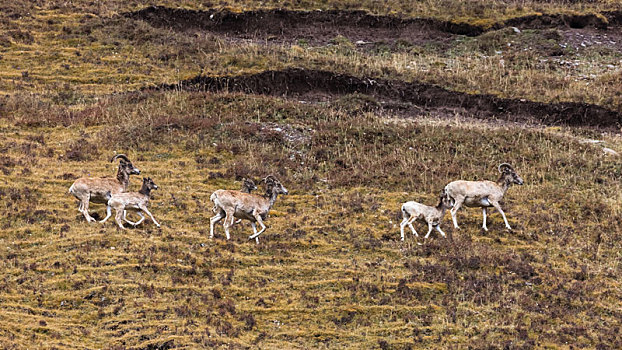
<box><xmin>444</xmin><ymin>163</ymin><xmax>523</xmax><ymax>231</ymax></box>
<box><xmin>211</xmin><ymin>178</ymin><xmax>258</xmax><ymax>215</ymax></box>
<box><xmin>68</xmin><ymin>154</ymin><xmax>140</xmax><ymax>222</ymax></box>
<box><xmin>400</xmin><ymin>190</ymin><xmax>453</xmax><ymax>241</ymax></box>
<box><xmin>210</xmin><ymin>175</ymin><xmax>288</xmax><ymax>244</ymax></box>
<box><xmin>100</xmin><ymin>177</ymin><xmax>160</xmax><ymax>229</ymax></box>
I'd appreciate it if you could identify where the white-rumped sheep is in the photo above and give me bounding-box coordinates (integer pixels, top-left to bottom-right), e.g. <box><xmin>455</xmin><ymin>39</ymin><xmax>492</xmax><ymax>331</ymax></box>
<box><xmin>209</xmin><ymin>175</ymin><xmax>288</xmax><ymax>244</ymax></box>
<box><xmin>400</xmin><ymin>190</ymin><xmax>453</xmax><ymax>241</ymax></box>
<box><xmin>100</xmin><ymin>177</ymin><xmax>160</xmax><ymax>229</ymax></box>
<box><xmin>68</xmin><ymin>154</ymin><xmax>140</xmax><ymax>222</ymax></box>
<box><xmin>444</xmin><ymin>163</ymin><xmax>523</xmax><ymax>231</ymax></box>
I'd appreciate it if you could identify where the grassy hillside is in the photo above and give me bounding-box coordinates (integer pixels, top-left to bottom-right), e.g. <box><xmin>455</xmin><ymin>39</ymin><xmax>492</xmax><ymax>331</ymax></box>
<box><xmin>1</xmin><ymin>91</ymin><xmax>621</xmax><ymax>348</ymax></box>
<box><xmin>1</xmin><ymin>1</ymin><xmax>622</xmax><ymax>109</ymax></box>
<box><xmin>1</xmin><ymin>1</ymin><xmax>622</xmax><ymax>349</ymax></box>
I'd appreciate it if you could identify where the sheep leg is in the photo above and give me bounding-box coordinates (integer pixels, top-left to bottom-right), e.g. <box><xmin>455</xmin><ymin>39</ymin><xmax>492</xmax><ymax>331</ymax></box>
<box><xmin>407</xmin><ymin>215</ymin><xmax>419</xmax><ymax>237</ymax></box>
<box><xmin>450</xmin><ymin>197</ymin><xmax>464</xmax><ymax>229</ymax></box>
<box><xmin>399</xmin><ymin>217</ymin><xmax>409</xmax><ymax>241</ymax></box>
<box><xmin>222</xmin><ymin>209</ymin><xmax>235</xmax><ymax>240</ymax></box>
<box><xmin>248</xmin><ymin>213</ymin><xmax>266</xmax><ymax>241</ymax></box>
<box><xmin>77</xmin><ymin>197</ymin><xmax>87</xmax><ymax>219</ymax></box>
<box><xmin>122</xmin><ymin>210</ymin><xmax>132</xmax><ymax>224</ymax></box>
<box><xmin>84</xmin><ymin>194</ymin><xmax>97</xmax><ymax>223</ymax></box>
<box><xmin>424</xmin><ymin>222</ymin><xmax>434</xmax><ymax>239</ymax></box>
<box><xmin>250</xmin><ymin>222</ymin><xmax>259</xmax><ymax>244</ymax></box>
<box><xmin>231</xmin><ymin>206</ymin><xmax>243</xmax><ymax>226</ymax></box>
<box><xmin>229</xmin><ymin>210</ymin><xmax>237</xmax><ymax>227</ymax></box>
<box><xmin>491</xmin><ymin>201</ymin><xmax>512</xmax><ymax>230</ymax></box>
<box><xmin>408</xmin><ymin>216</ymin><xmax>419</xmax><ymax>237</ymax></box>
<box><xmin>435</xmin><ymin>225</ymin><xmax>447</xmax><ymax>238</ymax></box>
<box><xmin>408</xmin><ymin>222</ymin><xmax>419</xmax><ymax>237</ymax></box>
<box><xmin>482</xmin><ymin>208</ymin><xmax>488</xmax><ymax>231</ymax></box>
<box><xmin>134</xmin><ymin>212</ymin><xmax>146</xmax><ymax>226</ymax></box>
<box><xmin>209</xmin><ymin>210</ymin><xmax>225</xmax><ymax>239</ymax></box>
<box><xmin>80</xmin><ymin>195</ymin><xmax>96</xmax><ymax>223</ymax></box>
<box><xmin>400</xmin><ymin>211</ymin><xmax>419</xmax><ymax>240</ymax></box>
<box><xmin>114</xmin><ymin>209</ymin><xmax>126</xmax><ymax>230</ymax></box>
<box><xmin>100</xmin><ymin>205</ymin><xmax>112</xmax><ymax>223</ymax></box>
<box><xmin>124</xmin><ymin>211</ymin><xmax>144</xmax><ymax>226</ymax></box>
<box><xmin>140</xmin><ymin>206</ymin><xmax>160</xmax><ymax>228</ymax></box>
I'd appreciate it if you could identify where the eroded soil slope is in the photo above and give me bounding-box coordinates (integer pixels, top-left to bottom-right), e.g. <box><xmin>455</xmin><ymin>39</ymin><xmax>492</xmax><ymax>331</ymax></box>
<box><xmin>156</xmin><ymin>68</ymin><xmax>622</xmax><ymax>128</ymax></box>
<box><xmin>128</xmin><ymin>6</ymin><xmax>622</xmax><ymax>42</ymax></box>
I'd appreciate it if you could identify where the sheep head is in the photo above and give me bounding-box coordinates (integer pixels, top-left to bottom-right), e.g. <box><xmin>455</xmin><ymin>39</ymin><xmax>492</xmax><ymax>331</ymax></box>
<box><xmin>111</xmin><ymin>154</ymin><xmax>140</xmax><ymax>175</ymax></box>
<box><xmin>498</xmin><ymin>163</ymin><xmax>523</xmax><ymax>185</ymax></box>
<box><xmin>263</xmin><ymin>175</ymin><xmax>289</xmax><ymax>196</ymax></box>
<box><xmin>242</xmin><ymin>178</ymin><xmax>258</xmax><ymax>192</ymax></box>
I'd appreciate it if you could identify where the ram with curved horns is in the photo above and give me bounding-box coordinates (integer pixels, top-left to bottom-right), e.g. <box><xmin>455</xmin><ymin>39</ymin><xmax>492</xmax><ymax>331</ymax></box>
<box><xmin>68</xmin><ymin>154</ymin><xmax>141</xmax><ymax>222</ymax></box>
<box><xmin>209</xmin><ymin>175</ymin><xmax>289</xmax><ymax>244</ymax></box>
<box><xmin>444</xmin><ymin>163</ymin><xmax>524</xmax><ymax>231</ymax></box>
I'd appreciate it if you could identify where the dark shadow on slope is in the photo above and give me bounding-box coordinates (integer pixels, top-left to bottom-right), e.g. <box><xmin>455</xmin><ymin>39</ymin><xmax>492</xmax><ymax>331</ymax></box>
<box><xmin>126</xmin><ymin>6</ymin><xmax>622</xmax><ymax>42</ymax></box>
<box><xmin>151</xmin><ymin>68</ymin><xmax>622</xmax><ymax>129</ymax></box>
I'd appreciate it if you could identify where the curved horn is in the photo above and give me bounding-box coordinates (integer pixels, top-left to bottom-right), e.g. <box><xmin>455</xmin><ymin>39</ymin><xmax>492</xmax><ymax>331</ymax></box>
<box><xmin>110</xmin><ymin>154</ymin><xmax>130</xmax><ymax>163</ymax></box>
<box><xmin>262</xmin><ymin>175</ymin><xmax>277</xmax><ymax>183</ymax></box>
<box><xmin>498</xmin><ymin>163</ymin><xmax>513</xmax><ymax>173</ymax></box>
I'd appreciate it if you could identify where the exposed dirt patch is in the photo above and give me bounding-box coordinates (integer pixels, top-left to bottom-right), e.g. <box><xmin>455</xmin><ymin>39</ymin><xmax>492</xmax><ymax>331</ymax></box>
<box><xmin>561</xmin><ymin>27</ymin><xmax>622</xmax><ymax>52</ymax></box>
<box><xmin>127</xmin><ymin>6</ymin><xmax>622</xmax><ymax>44</ymax></box>
<box><xmin>126</xmin><ymin>7</ymin><xmax>456</xmax><ymax>47</ymax></box>
<box><xmin>153</xmin><ymin>68</ymin><xmax>622</xmax><ymax>129</ymax></box>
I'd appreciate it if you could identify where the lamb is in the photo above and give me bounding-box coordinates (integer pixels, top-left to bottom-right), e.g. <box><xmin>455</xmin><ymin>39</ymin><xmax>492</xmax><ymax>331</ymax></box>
<box><xmin>399</xmin><ymin>190</ymin><xmax>453</xmax><ymax>241</ymax></box>
<box><xmin>100</xmin><ymin>177</ymin><xmax>160</xmax><ymax>229</ymax></box>
<box><xmin>68</xmin><ymin>154</ymin><xmax>140</xmax><ymax>222</ymax></box>
<box><xmin>209</xmin><ymin>175</ymin><xmax>288</xmax><ymax>244</ymax></box>
<box><xmin>444</xmin><ymin>163</ymin><xmax>523</xmax><ymax>231</ymax></box>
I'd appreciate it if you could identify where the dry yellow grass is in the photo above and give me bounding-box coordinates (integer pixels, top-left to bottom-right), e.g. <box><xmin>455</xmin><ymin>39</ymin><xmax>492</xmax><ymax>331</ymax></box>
<box><xmin>1</xmin><ymin>1</ymin><xmax>622</xmax><ymax>349</ymax></box>
<box><xmin>1</xmin><ymin>91</ymin><xmax>621</xmax><ymax>348</ymax></box>
<box><xmin>1</xmin><ymin>1</ymin><xmax>621</xmax><ymax>110</ymax></box>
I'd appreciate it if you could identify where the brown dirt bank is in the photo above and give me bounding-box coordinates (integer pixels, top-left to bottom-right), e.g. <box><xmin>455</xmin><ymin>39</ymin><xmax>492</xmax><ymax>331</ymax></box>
<box><xmin>126</xmin><ymin>6</ymin><xmax>622</xmax><ymax>40</ymax></box>
<box><xmin>152</xmin><ymin>68</ymin><xmax>622</xmax><ymax>129</ymax></box>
